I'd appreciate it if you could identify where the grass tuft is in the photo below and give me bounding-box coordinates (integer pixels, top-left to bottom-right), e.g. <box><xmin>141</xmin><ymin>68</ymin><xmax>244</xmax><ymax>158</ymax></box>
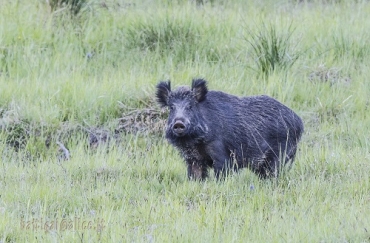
<box><xmin>48</xmin><ymin>0</ymin><xmax>87</xmax><ymax>15</ymax></box>
<box><xmin>124</xmin><ymin>13</ymin><xmax>227</xmax><ymax>63</ymax></box>
<box><xmin>245</xmin><ymin>22</ymin><xmax>300</xmax><ymax>77</ymax></box>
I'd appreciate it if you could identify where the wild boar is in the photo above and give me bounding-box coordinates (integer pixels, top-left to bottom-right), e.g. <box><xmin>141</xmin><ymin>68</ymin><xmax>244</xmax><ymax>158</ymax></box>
<box><xmin>156</xmin><ymin>78</ymin><xmax>304</xmax><ymax>180</ymax></box>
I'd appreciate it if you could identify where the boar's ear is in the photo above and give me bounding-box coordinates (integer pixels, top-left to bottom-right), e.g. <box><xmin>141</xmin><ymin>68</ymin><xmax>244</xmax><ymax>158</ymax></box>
<box><xmin>156</xmin><ymin>81</ymin><xmax>171</xmax><ymax>107</ymax></box>
<box><xmin>192</xmin><ymin>78</ymin><xmax>208</xmax><ymax>102</ymax></box>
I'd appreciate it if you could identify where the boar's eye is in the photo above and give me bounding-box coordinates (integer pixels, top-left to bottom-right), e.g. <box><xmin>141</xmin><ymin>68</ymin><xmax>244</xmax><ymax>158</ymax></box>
<box><xmin>186</xmin><ymin>104</ymin><xmax>192</xmax><ymax>110</ymax></box>
<box><xmin>169</xmin><ymin>105</ymin><xmax>175</xmax><ymax>111</ymax></box>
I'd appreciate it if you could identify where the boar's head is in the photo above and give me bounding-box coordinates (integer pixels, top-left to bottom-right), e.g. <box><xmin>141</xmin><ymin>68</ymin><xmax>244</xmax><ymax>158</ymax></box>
<box><xmin>156</xmin><ymin>79</ymin><xmax>208</xmax><ymax>138</ymax></box>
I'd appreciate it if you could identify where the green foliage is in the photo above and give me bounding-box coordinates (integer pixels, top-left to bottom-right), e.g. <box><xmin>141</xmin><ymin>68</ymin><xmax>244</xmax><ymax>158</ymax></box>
<box><xmin>246</xmin><ymin>22</ymin><xmax>300</xmax><ymax>77</ymax></box>
<box><xmin>48</xmin><ymin>0</ymin><xmax>86</xmax><ymax>15</ymax></box>
<box><xmin>124</xmin><ymin>13</ymin><xmax>226</xmax><ymax>63</ymax></box>
<box><xmin>4</xmin><ymin>121</ymin><xmax>29</xmax><ymax>151</ymax></box>
<box><xmin>125</xmin><ymin>16</ymin><xmax>196</xmax><ymax>52</ymax></box>
<box><xmin>331</xmin><ymin>32</ymin><xmax>370</xmax><ymax>61</ymax></box>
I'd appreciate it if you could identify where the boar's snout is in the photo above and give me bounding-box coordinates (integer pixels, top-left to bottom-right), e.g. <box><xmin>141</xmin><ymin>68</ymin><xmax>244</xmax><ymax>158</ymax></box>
<box><xmin>172</xmin><ymin>120</ymin><xmax>187</xmax><ymax>136</ymax></box>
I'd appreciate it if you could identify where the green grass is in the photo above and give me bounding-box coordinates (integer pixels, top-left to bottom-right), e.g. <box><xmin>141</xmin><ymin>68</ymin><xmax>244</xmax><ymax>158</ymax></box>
<box><xmin>1</xmin><ymin>0</ymin><xmax>370</xmax><ymax>242</ymax></box>
<box><xmin>245</xmin><ymin>21</ymin><xmax>300</xmax><ymax>77</ymax></box>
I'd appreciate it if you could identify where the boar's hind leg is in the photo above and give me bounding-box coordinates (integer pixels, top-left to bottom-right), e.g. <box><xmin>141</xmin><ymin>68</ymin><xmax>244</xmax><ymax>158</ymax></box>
<box><xmin>285</xmin><ymin>145</ymin><xmax>298</xmax><ymax>166</ymax></box>
<box><xmin>212</xmin><ymin>155</ymin><xmax>234</xmax><ymax>180</ymax></box>
<box><xmin>255</xmin><ymin>150</ymin><xmax>280</xmax><ymax>179</ymax></box>
<box><xmin>187</xmin><ymin>162</ymin><xmax>208</xmax><ymax>180</ymax></box>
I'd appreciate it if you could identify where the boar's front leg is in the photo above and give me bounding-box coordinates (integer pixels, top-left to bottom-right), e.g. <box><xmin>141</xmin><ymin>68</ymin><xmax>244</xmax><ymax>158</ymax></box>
<box><xmin>187</xmin><ymin>162</ymin><xmax>208</xmax><ymax>180</ymax></box>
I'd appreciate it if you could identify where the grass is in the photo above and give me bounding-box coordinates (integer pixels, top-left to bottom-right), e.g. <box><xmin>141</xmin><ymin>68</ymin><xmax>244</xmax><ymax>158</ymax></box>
<box><xmin>1</xmin><ymin>0</ymin><xmax>370</xmax><ymax>242</ymax></box>
<box><xmin>245</xmin><ymin>21</ymin><xmax>300</xmax><ymax>77</ymax></box>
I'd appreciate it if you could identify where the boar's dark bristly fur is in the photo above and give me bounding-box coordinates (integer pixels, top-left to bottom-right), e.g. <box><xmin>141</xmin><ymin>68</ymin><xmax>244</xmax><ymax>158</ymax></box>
<box><xmin>156</xmin><ymin>78</ymin><xmax>304</xmax><ymax>180</ymax></box>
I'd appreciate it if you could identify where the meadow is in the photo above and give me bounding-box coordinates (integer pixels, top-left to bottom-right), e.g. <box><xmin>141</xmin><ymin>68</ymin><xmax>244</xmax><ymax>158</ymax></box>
<box><xmin>1</xmin><ymin>0</ymin><xmax>370</xmax><ymax>242</ymax></box>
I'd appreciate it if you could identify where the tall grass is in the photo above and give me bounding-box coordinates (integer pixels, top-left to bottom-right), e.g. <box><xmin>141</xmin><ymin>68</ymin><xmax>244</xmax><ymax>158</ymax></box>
<box><xmin>1</xmin><ymin>0</ymin><xmax>370</xmax><ymax>242</ymax></box>
<box><xmin>48</xmin><ymin>0</ymin><xmax>87</xmax><ymax>15</ymax></box>
<box><xmin>246</xmin><ymin>22</ymin><xmax>300</xmax><ymax>77</ymax></box>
